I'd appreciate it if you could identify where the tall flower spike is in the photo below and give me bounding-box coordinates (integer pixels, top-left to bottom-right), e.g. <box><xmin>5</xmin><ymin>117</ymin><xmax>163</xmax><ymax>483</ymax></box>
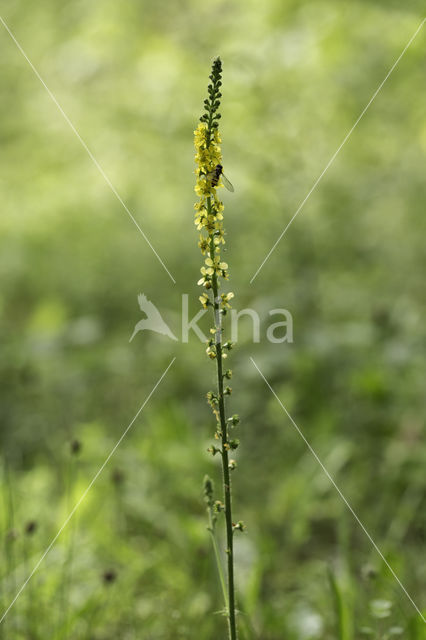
<box><xmin>194</xmin><ymin>58</ymin><xmax>240</xmax><ymax>640</ymax></box>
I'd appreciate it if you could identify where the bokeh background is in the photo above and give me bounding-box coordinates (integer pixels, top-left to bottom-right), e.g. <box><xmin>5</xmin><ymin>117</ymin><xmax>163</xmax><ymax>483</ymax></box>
<box><xmin>0</xmin><ymin>1</ymin><xmax>425</xmax><ymax>638</ymax></box>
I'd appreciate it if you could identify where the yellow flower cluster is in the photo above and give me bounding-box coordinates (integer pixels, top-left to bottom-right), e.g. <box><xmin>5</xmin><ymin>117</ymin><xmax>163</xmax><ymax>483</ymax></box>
<box><xmin>194</xmin><ymin>120</ymin><xmax>234</xmax><ymax>361</ymax></box>
<box><xmin>194</xmin><ymin>123</ymin><xmax>231</xmax><ymax>294</ymax></box>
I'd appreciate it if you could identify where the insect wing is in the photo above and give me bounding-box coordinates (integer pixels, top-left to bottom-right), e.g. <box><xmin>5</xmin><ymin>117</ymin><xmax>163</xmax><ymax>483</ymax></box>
<box><xmin>221</xmin><ymin>172</ymin><xmax>234</xmax><ymax>192</ymax></box>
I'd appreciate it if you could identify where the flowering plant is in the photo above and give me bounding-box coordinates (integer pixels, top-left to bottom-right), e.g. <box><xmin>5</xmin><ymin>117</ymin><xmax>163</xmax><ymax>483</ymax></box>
<box><xmin>194</xmin><ymin>57</ymin><xmax>242</xmax><ymax>640</ymax></box>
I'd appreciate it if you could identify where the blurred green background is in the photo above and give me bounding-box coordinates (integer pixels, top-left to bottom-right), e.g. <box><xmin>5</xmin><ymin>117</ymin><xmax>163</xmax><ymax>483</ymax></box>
<box><xmin>0</xmin><ymin>0</ymin><xmax>425</xmax><ymax>638</ymax></box>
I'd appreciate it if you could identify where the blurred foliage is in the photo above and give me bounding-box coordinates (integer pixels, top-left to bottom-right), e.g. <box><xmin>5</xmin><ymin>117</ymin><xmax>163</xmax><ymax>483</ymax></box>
<box><xmin>0</xmin><ymin>0</ymin><xmax>425</xmax><ymax>638</ymax></box>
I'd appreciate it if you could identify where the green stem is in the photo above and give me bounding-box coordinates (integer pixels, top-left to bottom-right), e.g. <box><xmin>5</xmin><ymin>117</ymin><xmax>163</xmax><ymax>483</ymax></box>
<box><xmin>207</xmin><ymin>196</ymin><xmax>238</xmax><ymax>640</ymax></box>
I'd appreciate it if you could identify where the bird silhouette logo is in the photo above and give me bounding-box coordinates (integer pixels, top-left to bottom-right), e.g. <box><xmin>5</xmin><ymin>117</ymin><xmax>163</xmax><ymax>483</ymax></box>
<box><xmin>129</xmin><ymin>294</ymin><xmax>178</xmax><ymax>342</ymax></box>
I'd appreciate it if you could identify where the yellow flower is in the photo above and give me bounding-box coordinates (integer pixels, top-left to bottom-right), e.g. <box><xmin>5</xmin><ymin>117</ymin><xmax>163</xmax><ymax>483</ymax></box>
<box><xmin>198</xmin><ymin>266</ymin><xmax>212</xmax><ymax>288</ymax></box>
<box><xmin>221</xmin><ymin>292</ymin><xmax>234</xmax><ymax>309</ymax></box>
<box><xmin>206</xmin><ymin>345</ymin><xmax>217</xmax><ymax>359</ymax></box>
<box><xmin>194</xmin><ymin>209</ymin><xmax>208</xmax><ymax>230</ymax></box>
<box><xmin>205</xmin><ymin>256</ymin><xmax>228</xmax><ymax>276</ymax></box>
<box><xmin>199</xmin><ymin>292</ymin><xmax>210</xmax><ymax>308</ymax></box>
<box><xmin>198</xmin><ymin>235</ymin><xmax>210</xmax><ymax>254</ymax></box>
<box><xmin>204</xmin><ymin>215</ymin><xmax>216</xmax><ymax>233</ymax></box>
<box><xmin>215</xmin><ymin>200</ymin><xmax>224</xmax><ymax>214</ymax></box>
<box><xmin>195</xmin><ymin>176</ymin><xmax>212</xmax><ymax>198</ymax></box>
<box><xmin>213</xmin><ymin>228</ymin><xmax>225</xmax><ymax>246</ymax></box>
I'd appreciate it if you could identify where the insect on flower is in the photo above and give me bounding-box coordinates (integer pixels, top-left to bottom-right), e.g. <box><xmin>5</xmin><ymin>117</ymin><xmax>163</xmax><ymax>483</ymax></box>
<box><xmin>206</xmin><ymin>164</ymin><xmax>234</xmax><ymax>192</ymax></box>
